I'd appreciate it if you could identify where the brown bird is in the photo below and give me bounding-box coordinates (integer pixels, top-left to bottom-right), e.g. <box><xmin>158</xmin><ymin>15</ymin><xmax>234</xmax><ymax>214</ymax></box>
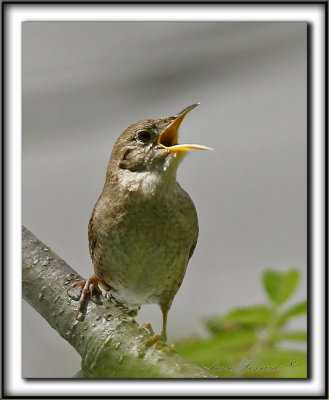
<box><xmin>69</xmin><ymin>103</ymin><xmax>212</xmax><ymax>343</ymax></box>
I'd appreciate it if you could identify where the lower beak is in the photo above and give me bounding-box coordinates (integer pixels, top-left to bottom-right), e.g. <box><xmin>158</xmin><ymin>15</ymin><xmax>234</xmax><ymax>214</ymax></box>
<box><xmin>158</xmin><ymin>103</ymin><xmax>213</xmax><ymax>153</ymax></box>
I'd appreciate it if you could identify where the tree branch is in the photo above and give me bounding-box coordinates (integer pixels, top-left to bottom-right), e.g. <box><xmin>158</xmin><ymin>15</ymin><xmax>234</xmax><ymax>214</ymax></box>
<box><xmin>22</xmin><ymin>226</ymin><xmax>213</xmax><ymax>378</ymax></box>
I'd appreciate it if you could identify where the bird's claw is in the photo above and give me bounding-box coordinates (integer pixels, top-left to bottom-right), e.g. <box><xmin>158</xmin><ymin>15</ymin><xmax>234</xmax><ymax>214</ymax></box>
<box><xmin>143</xmin><ymin>334</ymin><xmax>162</xmax><ymax>348</ymax></box>
<box><xmin>138</xmin><ymin>322</ymin><xmax>155</xmax><ymax>336</ymax></box>
<box><xmin>67</xmin><ymin>280</ymin><xmax>85</xmax><ymax>299</ymax></box>
<box><xmin>67</xmin><ymin>275</ymin><xmax>108</xmax><ymax>318</ymax></box>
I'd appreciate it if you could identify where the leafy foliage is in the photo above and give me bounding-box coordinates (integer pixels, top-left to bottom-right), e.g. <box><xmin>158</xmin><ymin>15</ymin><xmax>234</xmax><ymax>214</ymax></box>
<box><xmin>175</xmin><ymin>269</ymin><xmax>307</xmax><ymax>378</ymax></box>
<box><xmin>263</xmin><ymin>270</ymin><xmax>299</xmax><ymax>305</ymax></box>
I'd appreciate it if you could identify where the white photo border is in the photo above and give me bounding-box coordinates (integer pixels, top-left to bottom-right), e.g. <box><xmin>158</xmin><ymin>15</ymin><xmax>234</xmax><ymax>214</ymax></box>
<box><xmin>3</xmin><ymin>2</ymin><xmax>327</xmax><ymax>398</ymax></box>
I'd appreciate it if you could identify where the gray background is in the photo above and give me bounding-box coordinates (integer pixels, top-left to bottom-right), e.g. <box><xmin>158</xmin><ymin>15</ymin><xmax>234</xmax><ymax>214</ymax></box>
<box><xmin>22</xmin><ymin>22</ymin><xmax>307</xmax><ymax>378</ymax></box>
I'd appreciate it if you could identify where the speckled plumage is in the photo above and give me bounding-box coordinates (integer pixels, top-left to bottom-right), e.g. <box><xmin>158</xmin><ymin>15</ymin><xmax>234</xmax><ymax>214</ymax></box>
<box><xmin>85</xmin><ymin>104</ymin><xmax>210</xmax><ymax>341</ymax></box>
<box><xmin>89</xmin><ymin>162</ymin><xmax>198</xmax><ymax>311</ymax></box>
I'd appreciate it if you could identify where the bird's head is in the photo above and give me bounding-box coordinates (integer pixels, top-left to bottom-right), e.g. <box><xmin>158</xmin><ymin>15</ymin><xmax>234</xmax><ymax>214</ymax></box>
<box><xmin>110</xmin><ymin>103</ymin><xmax>212</xmax><ymax>175</ymax></box>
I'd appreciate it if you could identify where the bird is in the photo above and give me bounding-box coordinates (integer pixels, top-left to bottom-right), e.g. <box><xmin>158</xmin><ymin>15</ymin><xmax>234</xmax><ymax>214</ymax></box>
<box><xmin>68</xmin><ymin>103</ymin><xmax>212</xmax><ymax>343</ymax></box>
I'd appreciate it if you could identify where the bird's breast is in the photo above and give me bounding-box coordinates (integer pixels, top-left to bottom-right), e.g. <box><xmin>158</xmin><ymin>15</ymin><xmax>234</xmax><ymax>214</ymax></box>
<box><xmin>92</xmin><ymin>179</ymin><xmax>198</xmax><ymax>308</ymax></box>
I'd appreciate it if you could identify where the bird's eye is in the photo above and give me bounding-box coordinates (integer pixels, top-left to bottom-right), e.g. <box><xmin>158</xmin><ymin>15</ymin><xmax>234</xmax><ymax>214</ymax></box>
<box><xmin>136</xmin><ymin>130</ymin><xmax>152</xmax><ymax>143</ymax></box>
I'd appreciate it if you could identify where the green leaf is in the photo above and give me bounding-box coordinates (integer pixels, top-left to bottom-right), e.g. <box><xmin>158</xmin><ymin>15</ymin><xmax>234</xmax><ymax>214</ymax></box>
<box><xmin>176</xmin><ymin>335</ymin><xmax>307</xmax><ymax>378</ymax></box>
<box><xmin>224</xmin><ymin>305</ymin><xmax>272</xmax><ymax>325</ymax></box>
<box><xmin>278</xmin><ymin>301</ymin><xmax>307</xmax><ymax>325</ymax></box>
<box><xmin>263</xmin><ymin>269</ymin><xmax>300</xmax><ymax>305</ymax></box>
<box><xmin>268</xmin><ymin>330</ymin><xmax>307</xmax><ymax>343</ymax></box>
<box><xmin>205</xmin><ymin>315</ymin><xmax>239</xmax><ymax>334</ymax></box>
<box><xmin>175</xmin><ymin>330</ymin><xmax>258</xmax><ymax>366</ymax></box>
<box><xmin>206</xmin><ymin>305</ymin><xmax>272</xmax><ymax>334</ymax></box>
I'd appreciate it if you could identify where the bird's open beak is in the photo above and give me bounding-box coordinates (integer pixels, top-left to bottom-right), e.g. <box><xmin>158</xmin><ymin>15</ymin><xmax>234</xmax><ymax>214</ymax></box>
<box><xmin>158</xmin><ymin>103</ymin><xmax>213</xmax><ymax>153</ymax></box>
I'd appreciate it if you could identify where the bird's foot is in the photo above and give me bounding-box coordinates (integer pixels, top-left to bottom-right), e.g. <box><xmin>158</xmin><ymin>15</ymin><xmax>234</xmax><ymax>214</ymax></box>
<box><xmin>138</xmin><ymin>323</ymin><xmax>167</xmax><ymax>347</ymax></box>
<box><xmin>67</xmin><ymin>275</ymin><xmax>109</xmax><ymax>319</ymax></box>
<box><xmin>142</xmin><ymin>328</ymin><xmax>167</xmax><ymax>348</ymax></box>
<box><xmin>138</xmin><ymin>322</ymin><xmax>155</xmax><ymax>336</ymax></box>
<box><xmin>143</xmin><ymin>334</ymin><xmax>162</xmax><ymax>348</ymax></box>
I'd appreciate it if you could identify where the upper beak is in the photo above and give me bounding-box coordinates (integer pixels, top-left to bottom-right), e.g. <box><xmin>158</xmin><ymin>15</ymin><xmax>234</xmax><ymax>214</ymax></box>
<box><xmin>158</xmin><ymin>103</ymin><xmax>213</xmax><ymax>152</ymax></box>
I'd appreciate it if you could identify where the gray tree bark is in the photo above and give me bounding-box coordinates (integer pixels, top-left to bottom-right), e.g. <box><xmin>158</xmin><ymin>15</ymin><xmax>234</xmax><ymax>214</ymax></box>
<box><xmin>22</xmin><ymin>226</ymin><xmax>213</xmax><ymax>378</ymax></box>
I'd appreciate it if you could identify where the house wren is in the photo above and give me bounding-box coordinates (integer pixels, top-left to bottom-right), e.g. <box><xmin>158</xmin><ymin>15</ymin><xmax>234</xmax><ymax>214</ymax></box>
<box><xmin>69</xmin><ymin>103</ymin><xmax>212</xmax><ymax>343</ymax></box>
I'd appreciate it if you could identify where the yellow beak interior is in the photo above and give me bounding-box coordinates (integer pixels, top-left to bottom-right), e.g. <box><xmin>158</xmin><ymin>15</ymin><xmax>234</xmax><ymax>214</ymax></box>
<box><xmin>158</xmin><ymin>103</ymin><xmax>213</xmax><ymax>153</ymax></box>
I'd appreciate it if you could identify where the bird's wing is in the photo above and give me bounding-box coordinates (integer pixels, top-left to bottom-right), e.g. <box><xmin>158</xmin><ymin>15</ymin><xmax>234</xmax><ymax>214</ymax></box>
<box><xmin>177</xmin><ymin>183</ymin><xmax>199</xmax><ymax>261</ymax></box>
<box><xmin>188</xmin><ymin>234</ymin><xmax>198</xmax><ymax>260</ymax></box>
<box><xmin>88</xmin><ymin>206</ymin><xmax>97</xmax><ymax>261</ymax></box>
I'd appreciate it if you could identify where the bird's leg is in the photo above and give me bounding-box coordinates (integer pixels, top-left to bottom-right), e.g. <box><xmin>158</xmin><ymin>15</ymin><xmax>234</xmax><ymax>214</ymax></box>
<box><xmin>160</xmin><ymin>305</ymin><xmax>169</xmax><ymax>343</ymax></box>
<box><xmin>142</xmin><ymin>304</ymin><xmax>169</xmax><ymax>347</ymax></box>
<box><xmin>67</xmin><ymin>275</ymin><xmax>110</xmax><ymax>317</ymax></box>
